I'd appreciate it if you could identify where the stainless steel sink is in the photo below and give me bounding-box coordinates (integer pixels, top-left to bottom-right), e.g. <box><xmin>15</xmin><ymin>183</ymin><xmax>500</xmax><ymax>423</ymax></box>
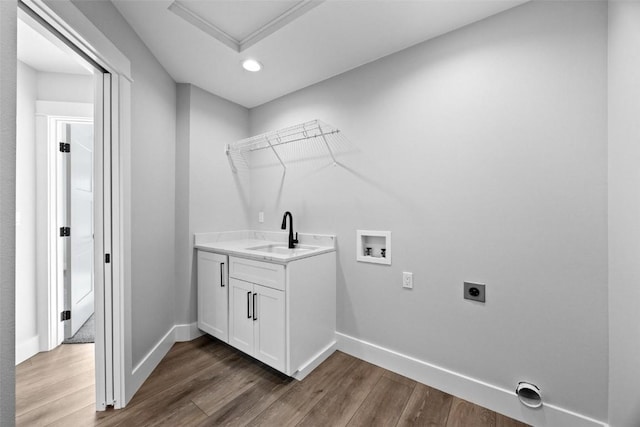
<box><xmin>245</xmin><ymin>244</ymin><xmax>318</xmax><ymax>255</ymax></box>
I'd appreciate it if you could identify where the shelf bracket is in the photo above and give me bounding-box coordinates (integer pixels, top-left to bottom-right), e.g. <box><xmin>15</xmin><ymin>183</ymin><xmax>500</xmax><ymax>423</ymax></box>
<box><xmin>317</xmin><ymin>123</ymin><xmax>338</xmax><ymax>166</ymax></box>
<box><xmin>266</xmin><ymin>136</ymin><xmax>287</xmax><ymax>172</ymax></box>
<box><xmin>225</xmin><ymin>144</ymin><xmax>238</xmax><ymax>173</ymax></box>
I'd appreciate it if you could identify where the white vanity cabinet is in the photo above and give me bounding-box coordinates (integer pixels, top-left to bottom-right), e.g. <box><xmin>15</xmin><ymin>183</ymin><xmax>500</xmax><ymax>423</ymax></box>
<box><xmin>197</xmin><ymin>251</ymin><xmax>228</xmax><ymax>342</ymax></box>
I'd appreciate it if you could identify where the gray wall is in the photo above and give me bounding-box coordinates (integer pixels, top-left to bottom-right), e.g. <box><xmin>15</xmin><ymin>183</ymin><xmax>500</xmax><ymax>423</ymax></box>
<box><xmin>175</xmin><ymin>84</ymin><xmax>249</xmax><ymax>326</ymax></box>
<box><xmin>71</xmin><ymin>0</ymin><xmax>177</xmax><ymax>367</ymax></box>
<box><xmin>15</xmin><ymin>61</ymin><xmax>37</xmax><ymax>363</ymax></box>
<box><xmin>0</xmin><ymin>1</ymin><xmax>17</xmax><ymax>424</ymax></box>
<box><xmin>608</xmin><ymin>2</ymin><xmax>640</xmax><ymax>426</ymax></box>
<box><xmin>36</xmin><ymin>71</ymin><xmax>93</xmax><ymax>104</ymax></box>
<box><xmin>250</xmin><ymin>1</ymin><xmax>608</xmax><ymax>421</ymax></box>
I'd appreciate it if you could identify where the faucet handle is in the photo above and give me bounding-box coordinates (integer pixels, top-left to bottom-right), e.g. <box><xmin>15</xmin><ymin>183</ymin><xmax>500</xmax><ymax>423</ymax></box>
<box><xmin>294</xmin><ymin>232</ymin><xmax>299</xmax><ymax>244</ymax></box>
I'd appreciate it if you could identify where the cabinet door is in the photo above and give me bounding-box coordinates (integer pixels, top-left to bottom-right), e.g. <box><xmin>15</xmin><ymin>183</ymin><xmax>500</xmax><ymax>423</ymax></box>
<box><xmin>253</xmin><ymin>284</ymin><xmax>286</xmax><ymax>372</ymax></box>
<box><xmin>197</xmin><ymin>251</ymin><xmax>228</xmax><ymax>342</ymax></box>
<box><xmin>228</xmin><ymin>278</ymin><xmax>254</xmax><ymax>355</ymax></box>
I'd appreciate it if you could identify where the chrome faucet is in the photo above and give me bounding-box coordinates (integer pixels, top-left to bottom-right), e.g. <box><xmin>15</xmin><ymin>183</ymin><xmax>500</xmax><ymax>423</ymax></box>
<box><xmin>281</xmin><ymin>211</ymin><xmax>298</xmax><ymax>249</ymax></box>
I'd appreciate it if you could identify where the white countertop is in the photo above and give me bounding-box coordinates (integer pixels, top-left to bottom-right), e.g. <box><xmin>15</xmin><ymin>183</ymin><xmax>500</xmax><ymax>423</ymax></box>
<box><xmin>194</xmin><ymin>230</ymin><xmax>336</xmax><ymax>264</ymax></box>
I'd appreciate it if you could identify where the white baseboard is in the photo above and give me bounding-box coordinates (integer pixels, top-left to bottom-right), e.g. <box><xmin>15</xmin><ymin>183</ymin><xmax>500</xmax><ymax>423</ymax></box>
<box><xmin>336</xmin><ymin>332</ymin><xmax>607</xmax><ymax>427</ymax></box>
<box><xmin>128</xmin><ymin>323</ymin><xmax>204</xmax><ymax>402</ymax></box>
<box><xmin>16</xmin><ymin>335</ymin><xmax>40</xmax><ymax>365</ymax></box>
<box><xmin>129</xmin><ymin>327</ymin><xmax>175</xmax><ymax>400</ymax></box>
<box><xmin>174</xmin><ymin>322</ymin><xmax>204</xmax><ymax>342</ymax></box>
<box><xmin>292</xmin><ymin>340</ymin><xmax>336</xmax><ymax>381</ymax></box>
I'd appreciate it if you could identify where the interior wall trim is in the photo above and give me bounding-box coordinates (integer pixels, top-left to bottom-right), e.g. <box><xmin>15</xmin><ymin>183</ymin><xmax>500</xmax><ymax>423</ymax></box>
<box><xmin>292</xmin><ymin>340</ymin><xmax>336</xmax><ymax>381</ymax></box>
<box><xmin>15</xmin><ymin>336</ymin><xmax>39</xmax><ymax>366</ymax></box>
<box><xmin>129</xmin><ymin>326</ymin><xmax>175</xmax><ymax>403</ymax></box>
<box><xmin>167</xmin><ymin>0</ymin><xmax>324</xmax><ymax>52</ymax></box>
<box><xmin>129</xmin><ymin>323</ymin><xmax>203</xmax><ymax>401</ymax></box>
<box><xmin>174</xmin><ymin>322</ymin><xmax>204</xmax><ymax>342</ymax></box>
<box><xmin>335</xmin><ymin>332</ymin><xmax>608</xmax><ymax>427</ymax></box>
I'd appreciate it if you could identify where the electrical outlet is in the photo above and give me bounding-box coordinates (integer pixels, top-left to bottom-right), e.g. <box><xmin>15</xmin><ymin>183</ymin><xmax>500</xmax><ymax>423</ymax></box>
<box><xmin>258</xmin><ymin>211</ymin><xmax>264</xmax><ymax>223</ymax></box>
<box><xmin>464</xmin><ymin>282</ymin><xmax>486</xmax><ymax>303</ymax></box>
<box><xmin>402</xmin><ymin>272</ymin><xmax>413</xmax><ymax>289</ymax></box>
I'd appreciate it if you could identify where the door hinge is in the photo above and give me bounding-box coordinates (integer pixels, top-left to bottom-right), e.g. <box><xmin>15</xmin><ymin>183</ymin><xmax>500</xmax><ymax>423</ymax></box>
<box><xmin>59</xmin><ymin>142</ymin><xmax>71</xmax><ymax>153</ymax></box>
<box><xmin>59</xmin><ymin>227</ymin><xmax>71</xmax><ymax>237</ymax></box>
<box><xmin>60</xmin><ymin>310</ymin><xmax>71</xmax><ymax>321</ymax></box>
<box><xmin>105</xmin><ymin>253</ymin><xmax>110</xmax><ymax>263</ymax></box>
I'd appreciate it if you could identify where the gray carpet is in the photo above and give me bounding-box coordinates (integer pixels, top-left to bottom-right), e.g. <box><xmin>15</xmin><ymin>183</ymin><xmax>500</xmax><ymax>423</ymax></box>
<box><xmin>63</xmin><ymin>313</ymin><xmax>95</xmax><ymax>344</ymax></box>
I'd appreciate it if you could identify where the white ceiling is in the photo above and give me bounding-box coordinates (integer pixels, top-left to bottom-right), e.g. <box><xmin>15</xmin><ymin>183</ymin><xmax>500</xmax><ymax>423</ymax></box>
<box><xmin>114</xmin><ymin>0</ymin><xmax>526</xmax><ymax>108</ymax></box>
<box><xmin>17</xmin><ymin>18</ymin><xmax>93</xmax><ymax>75</ymax></box>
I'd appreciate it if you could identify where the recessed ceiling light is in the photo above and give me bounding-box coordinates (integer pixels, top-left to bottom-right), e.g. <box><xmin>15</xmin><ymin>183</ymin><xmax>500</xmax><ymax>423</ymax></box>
<box><xmin>242</xmin><ymin>59</ymin><xmax>262</xmax><ymax>72</ymax></box>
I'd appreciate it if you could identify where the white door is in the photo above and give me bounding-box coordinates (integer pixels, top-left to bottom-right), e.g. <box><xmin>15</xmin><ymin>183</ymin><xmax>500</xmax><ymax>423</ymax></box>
<box><xmin>197</xmin><ymin>251</ymin><xmax>228</xmax><ymax>342</ymax></box>
<box><xmin>64</xmin><ymin>121</ymin><xmax>95</xmax><ymax>338</ymax></box>
<box><xmin>228</xmin><ymin>278</ymin><xmax>254</xmax><ymax>355</ymax></box>
<box><xmin>253</xmin><ymin>284</ymin><xmax>285</xmax><ymax>372</ymax></box>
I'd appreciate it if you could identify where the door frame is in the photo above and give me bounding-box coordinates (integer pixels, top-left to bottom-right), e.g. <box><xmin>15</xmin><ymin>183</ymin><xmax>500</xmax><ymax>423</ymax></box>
<box><xmin>19</xmin><ymin>0</ymin><xmax>132</xmax><ymax>410</ymax></box>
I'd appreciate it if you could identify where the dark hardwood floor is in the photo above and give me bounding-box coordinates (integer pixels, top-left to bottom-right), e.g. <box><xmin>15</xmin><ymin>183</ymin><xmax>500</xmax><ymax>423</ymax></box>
<box><xmin>16</xmin><ymin>336</ymin><xmax>529</xmax><ymax>426</ymax></box>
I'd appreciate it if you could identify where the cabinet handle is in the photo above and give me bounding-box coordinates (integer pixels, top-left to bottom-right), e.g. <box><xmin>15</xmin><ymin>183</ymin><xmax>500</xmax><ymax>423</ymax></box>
<box><xmin>220</xmin><ymin>263</ymin><xmax>225</xmax><ymax>287</ymax></box>
<box><xmin>247</xmin><ymin>291</ymin><xmax>252</xmax><ymax>318</ymax></box>
<box><xmin>253</xmin><ymin>293</ymin><xmax>257</xmax><ymax>321</ymax></box>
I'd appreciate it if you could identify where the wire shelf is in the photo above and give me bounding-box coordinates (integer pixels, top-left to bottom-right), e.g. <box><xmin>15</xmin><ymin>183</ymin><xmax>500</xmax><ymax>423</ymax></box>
<box><xmin>225</xmin><ymin>119</ymin><xmax>341</xmax><ymax>173</ymax></box>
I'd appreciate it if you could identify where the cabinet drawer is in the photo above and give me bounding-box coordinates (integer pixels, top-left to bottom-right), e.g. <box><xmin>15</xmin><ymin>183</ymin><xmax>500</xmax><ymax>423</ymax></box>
<box><xmin>229</xmin><ymin>256</ymin><xmax>285</xmax><ymax>291</ymax></box>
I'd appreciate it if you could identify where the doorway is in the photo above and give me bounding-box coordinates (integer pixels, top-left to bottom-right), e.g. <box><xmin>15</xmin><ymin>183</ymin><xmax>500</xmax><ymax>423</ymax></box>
<box><xmin>15</xmin><ymin>0</ymin><xmax>117</xmax><ymax>412</ymax></box>
<box><xmin>16</xmin><ymin>0</ymin><xmax>96</xmax><ymax>386</ymax></box>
